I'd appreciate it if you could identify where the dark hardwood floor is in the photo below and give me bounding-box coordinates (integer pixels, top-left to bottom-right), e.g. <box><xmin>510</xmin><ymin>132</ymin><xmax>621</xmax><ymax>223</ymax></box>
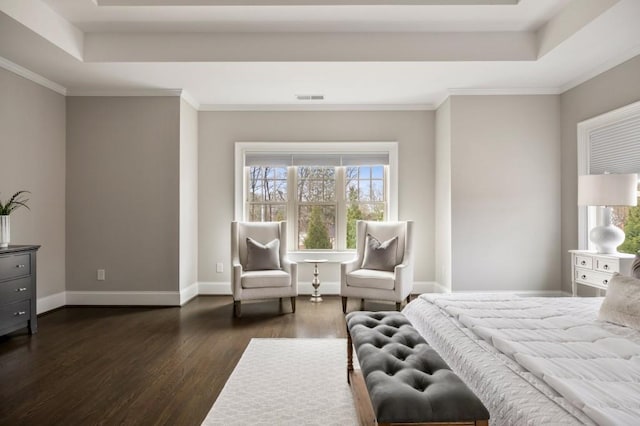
<box><xmin>0</xmin><ymin>296</ymin><xmax>393</xmax><ymax>425</ymax></box>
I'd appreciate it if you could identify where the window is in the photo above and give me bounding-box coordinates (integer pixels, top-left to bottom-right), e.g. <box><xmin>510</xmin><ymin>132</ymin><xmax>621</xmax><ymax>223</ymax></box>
<box><xmin>578</xmin><ymin>101</ymin><xmax>640</xmax><ymax>253</ymax></box>
<box><xmin>236</xmin><ymin>142</ymin><xmax>398</xmax><ymax>256</ymax></box>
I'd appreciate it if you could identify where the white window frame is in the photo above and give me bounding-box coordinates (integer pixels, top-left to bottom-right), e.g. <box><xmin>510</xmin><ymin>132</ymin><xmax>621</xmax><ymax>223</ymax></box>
<box><xmin>577</xmin><ymin>100</ymin><xmax>640</xmax><ymax>250</ymax></box>
<box><xmin>235</xmin><ymin>142</ymin><xmax>399</xmax><ymax>262</ymax></box>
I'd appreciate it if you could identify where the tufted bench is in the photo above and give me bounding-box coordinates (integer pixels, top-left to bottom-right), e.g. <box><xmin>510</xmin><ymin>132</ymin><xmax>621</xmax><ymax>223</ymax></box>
<box><xmin>346</xmin><ymin>311</ymin><xmax>490</xmax><ymax>426</ymax></box>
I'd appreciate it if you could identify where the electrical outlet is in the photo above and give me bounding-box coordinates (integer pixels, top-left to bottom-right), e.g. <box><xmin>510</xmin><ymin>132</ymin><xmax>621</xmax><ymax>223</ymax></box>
<box><xmin>97</xmin><ymin>269</ymin><xmax>106</xmax><ymax>281</ymax></box>
<box><xmin>216</xmin><ymin>262</ymin><xmax>224</xmax><ymax>273</ymax></box>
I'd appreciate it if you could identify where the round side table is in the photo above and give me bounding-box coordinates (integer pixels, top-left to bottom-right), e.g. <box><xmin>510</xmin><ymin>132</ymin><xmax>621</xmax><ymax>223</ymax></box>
<box><xmin>304</xmin><ymin>259</ymin><xmax>328</xmax><ymax>303</ymax></box>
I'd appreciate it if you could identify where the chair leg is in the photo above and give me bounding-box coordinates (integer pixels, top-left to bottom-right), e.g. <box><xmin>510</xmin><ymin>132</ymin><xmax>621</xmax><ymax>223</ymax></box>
<box><xmin>396</xmin><ymin>301</ymin><xmax>402</xmax><ymax>311</ymax></box>
<box><xmin>279</xmin><ymin>297</ymin><xmax>283</xmax><ymax>312</ymax></box>
<box><xmin>234</xmin><ymin>301</ymin><xmax>241</xmax><ymax>318</ymax></box>
<box><xmin>341</xmin><ymin>297</ymin><xmax>347</xmax><ymax>314</ymax></box>
<box><xmin>290</xmin><ymin>297</ymin><xmax>296</xmax><ymax>313</ymax></box>
<box><xmin>360</xmin><ymin>298</ymin><xmax>365</xmax><ymax>310</ymax></box>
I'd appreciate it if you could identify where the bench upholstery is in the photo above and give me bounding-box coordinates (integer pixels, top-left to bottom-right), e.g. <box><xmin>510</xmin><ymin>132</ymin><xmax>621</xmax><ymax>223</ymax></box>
<box><xmin>346</xmin><ymin>311</ymin><xmax>490</xmax><ymax>425</ymax></box>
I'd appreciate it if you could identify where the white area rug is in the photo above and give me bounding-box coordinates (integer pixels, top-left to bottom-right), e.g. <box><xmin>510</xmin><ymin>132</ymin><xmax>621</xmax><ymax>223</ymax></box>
<box><xmin>202</xmin><ymin>338</ymin><xmax>358</xmax><ymax>426</ymax></box>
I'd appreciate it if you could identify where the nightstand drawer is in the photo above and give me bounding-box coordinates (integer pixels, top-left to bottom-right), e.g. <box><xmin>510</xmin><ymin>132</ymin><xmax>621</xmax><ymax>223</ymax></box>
<box><xmin>0</xmin><ymin>300</ymin><xmax>30</xmax><ymax>329</ymax></box>
<box><xmin>594</xmin><ymin>258</ymin><xmax>619</xmax><ymax>273</ymax></box>
<box><xmin>0</xmin><ymin>276</ymin><xmax>32</xmax><ymax>304</ymax></box>
<box><xmin>575</xmin><ymin>268</ymin><xmax>612</xmax><ymax>287</ymax></box>
<box><xmin>574</xmin><ymin>255</ymin><xmax>593</xmax><ymax>269</ymax></box>
<box><xmin>0</xmin><ymin>253</ymin><xmax>31</xmax><ymax>281</ymax></box>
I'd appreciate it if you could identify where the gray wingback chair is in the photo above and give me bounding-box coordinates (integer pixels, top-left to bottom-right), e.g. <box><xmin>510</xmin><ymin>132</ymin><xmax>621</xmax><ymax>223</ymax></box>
<box><xmin>341</xmin><ymin>220</ymin><xmax>414</xmax><ymax>313</ymax></box>
<box><xmin>231</xmin><ymin>221</ymin><xmax>298</xmax><ymax>317</ymax></box>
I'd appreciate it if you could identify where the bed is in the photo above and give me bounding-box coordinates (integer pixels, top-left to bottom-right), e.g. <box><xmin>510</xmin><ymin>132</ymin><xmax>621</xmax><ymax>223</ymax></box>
<box><xmin>402</xmin><ymin>293</ymin><xmax>640</xmax><ymax>426</ymax></box>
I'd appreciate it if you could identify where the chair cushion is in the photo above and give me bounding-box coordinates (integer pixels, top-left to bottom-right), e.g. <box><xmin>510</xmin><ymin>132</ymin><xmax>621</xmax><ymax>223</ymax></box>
<box><xmin>242</xmin><ymin>270</ymin><xmax>291</xmax><ymax>289</ymax></box>
<box><xmin>347</xmin><ymin>269</ymin><xmax>395</xmax><ymax>290</ymax></box>
<box><xmin>246</xmin><ymin>237</ymin><xmax>281</xmax><ymax>271</ymax></box>
<box><xmin>362</xmin><ymin>233</ymin><xmax>398</xmax><ymax>271</ymax></box>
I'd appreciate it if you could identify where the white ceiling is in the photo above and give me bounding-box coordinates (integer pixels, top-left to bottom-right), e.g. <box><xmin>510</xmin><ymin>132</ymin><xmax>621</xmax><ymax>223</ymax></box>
<box><xmin>1</xmin><ymin>0</ymin><xmax>639</xmax><ymax>109</ymax></box>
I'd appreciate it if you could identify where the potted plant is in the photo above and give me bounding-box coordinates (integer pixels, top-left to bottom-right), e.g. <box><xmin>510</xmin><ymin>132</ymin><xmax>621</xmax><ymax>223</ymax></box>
<box><xmin>0</xmin><ymin>191</ymin><xmax>30</xmax><ymax>248</ymax></box>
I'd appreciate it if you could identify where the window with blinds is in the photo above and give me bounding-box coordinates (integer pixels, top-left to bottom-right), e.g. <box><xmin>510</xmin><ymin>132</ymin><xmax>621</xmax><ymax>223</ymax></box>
<box><xmin>579</xmin><ymin>101</ymin><xmax>640</xmax><ymax>253</ymax></box>
<box><xmin>237</xmin><ymin>143</ymin><xmax>397</xmax><ymax>253</ymax></box>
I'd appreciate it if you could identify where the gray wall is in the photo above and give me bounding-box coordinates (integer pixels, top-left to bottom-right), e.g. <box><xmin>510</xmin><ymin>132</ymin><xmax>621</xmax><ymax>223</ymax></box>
<box><xmin>560</xmin><ymin>55</ymin><xmax>640</xmax><ymax>294</ymax></box>
<box><xmin>449</xmin><ymin>95</ymin><xmax>561</xmax><ymax>292</ymax></box>
<box><xmin>434</xmin><ymin>99</ymin><xmax>452</xmax><ymax>291</ymax></box>
<box><xmin>179</xmin><ymin>99</ymin><xmax>198</xmax><ymax>291</ymax></box>
<box><xmin>66</xmin><ymin>97</ymin><xmax>181</xmax><ymax>292</ymax></box>
<box><xmin>0</xmin><ymin>68</ymin><xmax>66</xmax><ymax>301</ymax></box>
<box><xmin>198</xmin><ymin>111</ymin><xmax>435</xmax><ymax>285</ymax></box>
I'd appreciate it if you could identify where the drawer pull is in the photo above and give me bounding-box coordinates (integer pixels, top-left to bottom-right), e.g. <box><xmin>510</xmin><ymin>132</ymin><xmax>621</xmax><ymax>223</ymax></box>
<box><xmin>581</xmin><ymin>260</ymin><xmax>586</xmax><ymax>265</ymax></box>
<box><xmin>581</xmin><ymin>275</ymin><xmax>587</xmax><ymax>280</ymax></box>
<box><xmin>603</xmin><ymin>279</ymin><xmax>609</xmax><ymax>285</ymax></box>
<box><xmin>15</xmin><ymin>287</ymin><xmax>28</xmax><ymax>292</ymax></box>
<box><xmin>603</xmin><ymin>264</ymin><xmax>609</xmax><ymax>270</ymax></box>
<box><xmin>13</xmin><ymin>311</ymin><xmax>27</xmax><ymax>317</ymax></box>
<box><xmin>16</xmin><ymin>264</ymin><xmax>26</xmax><ymax>269</ymax></box>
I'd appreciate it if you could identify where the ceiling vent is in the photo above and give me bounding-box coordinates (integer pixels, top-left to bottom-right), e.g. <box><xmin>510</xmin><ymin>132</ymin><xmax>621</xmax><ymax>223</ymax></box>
<box><xmin>296</xmin><ymin>94</ymin><xmax>324</xmax><ymax>101</ymax></box>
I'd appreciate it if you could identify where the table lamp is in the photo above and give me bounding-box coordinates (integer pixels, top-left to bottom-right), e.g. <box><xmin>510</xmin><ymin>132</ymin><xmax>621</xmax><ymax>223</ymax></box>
<box><xmin>578</xmin><ymin>173</ymin><xmax>638</xmax><ymax>254</ymax></box>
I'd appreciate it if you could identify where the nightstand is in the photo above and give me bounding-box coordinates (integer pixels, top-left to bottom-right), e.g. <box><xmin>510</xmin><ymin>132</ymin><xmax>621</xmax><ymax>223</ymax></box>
<box><xmin>569</xmin><ymin>250</ymin><xmax>635</xmax><ymax>296</ymax></box>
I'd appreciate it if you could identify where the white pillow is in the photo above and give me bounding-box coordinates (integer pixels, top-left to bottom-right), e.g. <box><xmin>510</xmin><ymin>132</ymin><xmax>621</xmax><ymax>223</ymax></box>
<box><xmin>599</xmin><ymin>273</ymin><xmax>640</xmax><ymax>330</ymax></box>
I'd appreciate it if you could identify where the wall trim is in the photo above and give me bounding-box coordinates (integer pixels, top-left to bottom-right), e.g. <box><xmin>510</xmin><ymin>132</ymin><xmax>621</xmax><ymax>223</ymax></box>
<box><xmin>453</xmin><ymin>289</ymin><xmax>567</xmax><ymax>296</ymax></box>
<box><xmin>180</xmin><ymin>282</ymin><xmax>199</xmax><ymax>305</ymax></box>
<box><xmin>37</xmin><ymin>291</ymin><xmax>67</xmax><ymax>314</ymax></box>
<box><xmin>180</xmin><ymin>90</ymin><xmax>201</xmax><ymax>110</ymax></box>
<box><xmin>67</xmin><ymin>88</ymin><xmax>183</xmax><ymax>97</ymax></box>
<box><xmin>448</xmin><ymin>87</ymin><xmax>561</xmax><ymax>96</ymax></box>
<box><xmin>66</xmin><ymin>290</ymin><xmax>180</xmax><ymax>306</ymax></box>
<box><xmin>199</xmin><ymin>103</ymin><xmax>435</xmax><ymax>112</ymax></box>
<box><xmin>0</xmin><ymin>56</ymin><xmax>67</xmax><ymax>95</ymax></box>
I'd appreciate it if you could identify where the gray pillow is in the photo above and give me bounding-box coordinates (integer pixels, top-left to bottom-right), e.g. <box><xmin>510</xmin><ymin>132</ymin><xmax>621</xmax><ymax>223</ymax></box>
<box><xmin>361</xmin><ymin>233</ymin><xmax>398</xmax><ymax>272</ymax></box>
<box><xmin>246</xmin><ymin>237</ymin><xmax>281</xmax><ymax>271</ymax></box>
<box><xmin>599</xmin><ymin>273</ymin><xmax>640</xmax><ymax>330</ymax></box>
<box><xmin>632</xmin><ymin>252</ymin><xmax>640</xmax><ymax>279</ymax></box>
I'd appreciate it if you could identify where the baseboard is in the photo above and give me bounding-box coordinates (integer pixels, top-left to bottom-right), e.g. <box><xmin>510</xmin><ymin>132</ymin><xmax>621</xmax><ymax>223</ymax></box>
<box><xmin>198</xmin><ymin>282</ymin><xmax>231</xmax><ymax>295</ymax></box>
<box><xmin>180</xmin><ymin>282</ymin><xmax>199</xmax><ymax>305</ymax></box>
<box><xmin>65</xmin><ymin>291</ymin><xmax>180</xmax><ymax>306</ymax></box>
<box><xmin>37</xmin><ymin>291</ymin><xmax>67</xmax><ymax>314</ymax></box>
<box><xmin>453</xmin><ymin>289</ymin><xmax>567</xmax><ymax>297</ymax></box>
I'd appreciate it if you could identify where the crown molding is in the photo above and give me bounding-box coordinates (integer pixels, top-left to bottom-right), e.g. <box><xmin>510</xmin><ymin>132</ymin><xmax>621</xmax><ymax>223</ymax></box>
<box><xmin>199</xmin><ymin>103</ymin><xmax>435</xmax><ymax>112</ymax></box>
<box><xmin>0</xmin><ymin>56</ymin><xmax>67</xmax><ymax>95</ymax></box>
<box><xmin>559</xmin><ymin>43</ymin><xmax>640</xmax><ymax>93</ymax></box>
<box><xmin>66</xmin><ymin>88</ymin><xmax>183</xmax><ymax>97</ymax></box>
<box><xmin>180</xmin><ymin>90</ymin><xmax>201</xmax><ymax>110</ymax></box>
<box><xmin>448</xmin><ymin>87</ymin><xmax>561</xmax><ymax>96</ymax></box>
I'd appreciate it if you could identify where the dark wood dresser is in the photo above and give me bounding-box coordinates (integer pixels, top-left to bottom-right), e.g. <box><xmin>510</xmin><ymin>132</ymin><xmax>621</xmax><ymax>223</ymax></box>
<box><xmin>0</xmin><ymin>245</ymin><xmax>40</xmax><ymax>336</ymax></box>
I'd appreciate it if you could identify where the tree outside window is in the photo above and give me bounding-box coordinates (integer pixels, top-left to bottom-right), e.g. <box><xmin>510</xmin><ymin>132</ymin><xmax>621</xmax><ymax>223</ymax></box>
<box><xmin>614</xmin><ymin>181</ymin><xmax>640</xmax><ymax>254</ymax></box>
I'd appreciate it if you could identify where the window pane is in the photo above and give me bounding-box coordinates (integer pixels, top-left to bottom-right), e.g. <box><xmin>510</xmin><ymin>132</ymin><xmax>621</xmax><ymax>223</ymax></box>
<box><xmin>371</xmin><ymin>166</ymin><xmax>384</xmax><ymax>179</ymax></box>
<box><xmin>346</xmin><ymin>202</ymin><xmax>385</xmax><ymax>249</ymax></box>
<box><xmin>371</xmin><ymin>180</ymin><xmax>384</xmax><ymax>202</ymax></box>
<box><xmin>297</xmin><ymin>166</ymin><xmax>335</xmax><ymax>202</ymax></box>
<box><xmin>359</xmin><ymin>181</ymin><xmax>371</xmax><ymax>201</ymax></box>
<box><xmin>249</xmin><ymin>204</ymin><xmax>287</xmax><ymax>222</ymax></box>
<box><xmin>615</xmin><ymin>181</ymin><xmax>640</xmax><ymax>254</ymax></box>
<box><xmin>298</xmin><ymin>205</ymin><xmax>336</xmax><ymax>250</ymax></box>
<box><xmin>248</xmin><ymin>166</ymin><xmax>287</xmax><ymax>203</ymax></box>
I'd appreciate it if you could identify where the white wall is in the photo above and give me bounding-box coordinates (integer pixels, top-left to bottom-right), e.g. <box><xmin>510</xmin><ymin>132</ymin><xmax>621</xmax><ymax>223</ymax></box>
<box><xmin>449</xmin><ymin>95</ymin><xmax>562</xmax><ymax>292</ymax></box>
<box><xmin>0</xmin><ymin>68</ymin><xmax>66</xmax><ymax>307</ymax></box>
<box><xmin>434</xmin><ymin>99</ymin><xmax>452</xmax><ymax>291</ymax></box>
<box><xmin>560</xmin><ymin>54</ymin><xmax>640</xmax><ymax>294</ymax></box>
<box><xmin>179</xmin><ymin>99</ymin><xmax>198</xmax><ymax>293</ymax></box>
<box><xmin>198</xmin><ymin>111</ymin><xmax>435</xmax><ymax>290</ymax></box>
<box><xmin>66</xmin><ymin>96</ymin><xmax>181</xmax><ymax>294</ymax></box>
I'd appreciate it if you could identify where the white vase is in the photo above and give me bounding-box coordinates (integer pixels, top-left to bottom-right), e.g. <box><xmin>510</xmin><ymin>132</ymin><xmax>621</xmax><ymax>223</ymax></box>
<box><xmin>0</xmin><ymin>215</ymin><xmax>9</xmax><ymax>248</ymax></box>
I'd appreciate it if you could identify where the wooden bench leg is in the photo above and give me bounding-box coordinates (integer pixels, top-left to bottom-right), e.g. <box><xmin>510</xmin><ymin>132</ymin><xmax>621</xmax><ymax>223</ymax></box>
<box><xmin>342</xmin><ymin>296</ymin><xmax>347</xmax><ymax>314</ymax></box>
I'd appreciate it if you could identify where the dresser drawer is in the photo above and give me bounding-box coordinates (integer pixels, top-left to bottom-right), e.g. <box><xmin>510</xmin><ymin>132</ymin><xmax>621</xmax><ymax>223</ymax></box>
<box><xmin>574</xmin><ymin>255</ymin><xmax>593</xmax><ymax>270</ymax></box>
<box><xmin>0</xmin><ymin>276</ymin><xmax>32</xmax><ymax>304</ymax></box>
<box><xmin>575</xmin><ymin>268</ymin><xmax>612</xmax><ymax>287</ymax></box>
<box><xmin>0</xmin><ymin>253</ymin><xmax>31</xmax><ymax>281</ymax></box>
<box><xmin>0</xmin><ymin>300</ymin><xmax>30</xmax><ymax>329</ymax></box>
<box><xmin>594</xmin><ymin>258</ymin><xmax>619</xmax><ymax>273</ymax></box>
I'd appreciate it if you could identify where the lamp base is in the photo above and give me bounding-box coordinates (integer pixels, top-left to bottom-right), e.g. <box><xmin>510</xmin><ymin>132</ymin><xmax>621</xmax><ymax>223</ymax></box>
<box><xmin>589</xmin><ymin>207</ymin><xmax>625</xmax><ymax>254</ymax></box>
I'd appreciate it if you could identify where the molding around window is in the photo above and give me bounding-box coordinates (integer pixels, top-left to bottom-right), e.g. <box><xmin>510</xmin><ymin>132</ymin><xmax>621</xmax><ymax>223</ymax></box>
<box><xmin>577</xmin><ymin>100</ymin><xmax>640</xmax><ymax>249</ymax></box>
<box><xmin>234</xmin><ymin>141</ymin><xmax>399</xmax><ymax>222</ymax></box>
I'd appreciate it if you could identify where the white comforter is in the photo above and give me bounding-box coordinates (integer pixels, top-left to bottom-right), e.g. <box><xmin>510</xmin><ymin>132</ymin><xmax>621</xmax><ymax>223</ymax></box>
<box><xmin>420</xmin><ymin>294</ymin><xmax>640</xmax><ymax>426</ymax></box>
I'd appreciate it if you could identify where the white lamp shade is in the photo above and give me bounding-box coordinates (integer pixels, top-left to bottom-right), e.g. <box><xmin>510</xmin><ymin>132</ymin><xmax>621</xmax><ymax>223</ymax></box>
<box><xmin>578</xmin><ymin>173</ymin><xmax>638</xmax><ymax>206</ymax></box>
